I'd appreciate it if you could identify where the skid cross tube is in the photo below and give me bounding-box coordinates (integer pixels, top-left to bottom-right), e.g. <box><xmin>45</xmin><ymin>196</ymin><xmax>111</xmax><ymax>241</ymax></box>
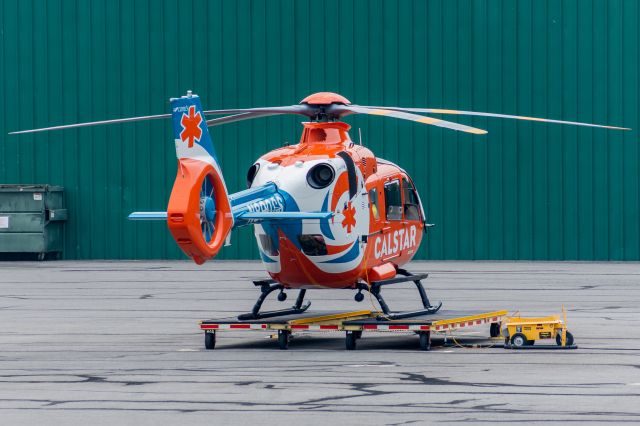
<box><xmin>356</xmin><ymin>270</ymin><xmax>442</xmax><ymax>320</ymax></box>
<box><xmin>237</xmin><ymin>280</ymin><xmax>311</xmax><ymax>320</ymax></box>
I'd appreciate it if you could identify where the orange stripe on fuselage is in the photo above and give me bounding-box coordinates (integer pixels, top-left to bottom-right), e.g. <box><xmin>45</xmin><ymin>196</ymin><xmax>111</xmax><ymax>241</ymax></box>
<box><xmin>326</xmin><ymin>241</ymin><xmax>353</xmax><ymax>255</ymax></box>
<box><xmin>271</xmin><ymin>231</ymin><xmax>362</xmax><ymax>289</ymax></box>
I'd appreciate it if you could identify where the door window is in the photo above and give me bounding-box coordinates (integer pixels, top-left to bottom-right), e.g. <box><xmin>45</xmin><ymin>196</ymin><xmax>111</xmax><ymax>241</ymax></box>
<box><xmin>259</xmin><ymin>234</ymin><xmax>279</xmax><ymax>256</ymax></box>
<box><xmin>369</xmin><ymin>188</ymin><xmax>380</xmax><ymax>220</ymax></box>
<box><xmin>298</xmin><ymin>234</ymin><xmax>328</xmax><ymax>256</ymax></box>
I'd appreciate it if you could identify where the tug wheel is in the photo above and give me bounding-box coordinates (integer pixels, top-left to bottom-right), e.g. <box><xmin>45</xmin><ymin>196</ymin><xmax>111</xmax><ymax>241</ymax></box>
<box><xmin>556</xmin><ymin>331</ymin><xmax>574</xmax><ymax>347</ymax></box>
<box><xmin>204</xmin><ymin>332</ymin><xmax>216</xmax><ymax>350</ymax></box>
<box><xmin>419</xmin><ymin>332</ymin><xmax>431</xmax><ymax>351</ymax></box>
<box><xmin>278</xmin><ymin>330</ymin><xmax>290</xmax><ymax>350</ymax></box>
<box><xmin>510</xmin><ymin>333</ymin><xmax>528</xmax><ymax>348</ymax></box>
<box><xmin>345</xmin><ymin>331</ymin><xmax>357</xmax><ymax>350</ymax></box>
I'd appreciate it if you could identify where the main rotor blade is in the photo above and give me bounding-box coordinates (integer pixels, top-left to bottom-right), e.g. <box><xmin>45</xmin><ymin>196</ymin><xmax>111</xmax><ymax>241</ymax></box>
<box><xmin>203</xmin><ymin>105</ymin><xmax>313</xmax><ymax>117</ymax></box>
<box><xmin>206</xmin><ymin>112</ymin><xmax>281</xmax><ymax>126</ymax></box>
<box><xmin>9</xmin><ymin>105</ymin><xmax>312</xmax><ymax>135</ymax></box>
<box><xmin>336</xmin><ymin>105</ymin><xmax>488</xmax><ymax>135</ymax></box>
<box><xmin>366</xmin><ymin>106</ymin><xmax>631</xmax><ymax>131</ymax></box>
<box><xmin>9</xmin><ymin>113</ymin><xmax>171</xmax><ymax>135</ymax></box>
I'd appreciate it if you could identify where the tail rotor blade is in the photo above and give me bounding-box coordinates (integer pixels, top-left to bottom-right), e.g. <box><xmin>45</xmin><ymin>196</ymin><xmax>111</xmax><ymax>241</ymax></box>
<box><xmin>337</xmin><ymin>105</ymin><xmax>488</xmax><ymax>135</ymax></box>
<box><xmin>364</xmin><ymin>106</ymin><xmax>631</xmax><ymax>131</ymax></box>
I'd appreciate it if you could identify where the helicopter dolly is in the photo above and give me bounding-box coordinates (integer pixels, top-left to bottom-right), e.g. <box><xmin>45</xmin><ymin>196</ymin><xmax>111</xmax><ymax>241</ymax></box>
<box><xmin>200</xmin><ymin>308</ymin><xmax>508</xmax><ymax>351</ymax></box>
<box><xmin>10</xmin><ymin>91</ymin><xmax>629</xmax><ymax>320</ymax></box>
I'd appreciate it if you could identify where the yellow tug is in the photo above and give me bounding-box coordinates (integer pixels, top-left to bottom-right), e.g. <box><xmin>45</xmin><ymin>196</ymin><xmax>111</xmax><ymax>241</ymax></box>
<box><xmin>502</xmin><ymin>307</ymin><xmax>576</xmax><ymax>349</ymax></box>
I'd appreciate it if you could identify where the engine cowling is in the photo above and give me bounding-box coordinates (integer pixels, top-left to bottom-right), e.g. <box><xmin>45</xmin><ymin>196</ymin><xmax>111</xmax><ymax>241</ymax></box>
<box><xmin>167</xmin><ymin>158</ymin><xmax>233</xmax><ymax>264</ymax></box>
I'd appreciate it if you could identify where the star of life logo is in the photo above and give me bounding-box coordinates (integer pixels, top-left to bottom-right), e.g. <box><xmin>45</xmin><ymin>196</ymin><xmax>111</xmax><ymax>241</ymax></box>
<box><xmin>341</xmin><ymin>201</ymin><xmax>356</xmax><ymax>233</ymax></box>
<box><xmin>180</xmin><ymin>105</ymin><xmax>203</xmax><ymax>148</ymax></box>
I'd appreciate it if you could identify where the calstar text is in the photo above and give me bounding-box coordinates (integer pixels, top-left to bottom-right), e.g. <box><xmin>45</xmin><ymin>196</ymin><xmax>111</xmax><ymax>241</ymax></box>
<box><xmin>374</xmin><ymin>225</ymin><xmax>417</xmax><ymax>259</ymax></box>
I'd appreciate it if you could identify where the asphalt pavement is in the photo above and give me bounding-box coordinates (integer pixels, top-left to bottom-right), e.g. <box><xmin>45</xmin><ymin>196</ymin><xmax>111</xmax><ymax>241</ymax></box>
<box><xmin>1</xmin><ymin>260</ymin><xmax>639</xmax><ymax>425</ymax></box>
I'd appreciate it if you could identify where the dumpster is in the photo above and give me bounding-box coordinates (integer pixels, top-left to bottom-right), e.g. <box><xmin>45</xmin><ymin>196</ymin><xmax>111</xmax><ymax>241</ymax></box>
<box><xmin>0</xmin><ymin>185</ymin><xmax>67</xmax><ymax>260</ymax></box>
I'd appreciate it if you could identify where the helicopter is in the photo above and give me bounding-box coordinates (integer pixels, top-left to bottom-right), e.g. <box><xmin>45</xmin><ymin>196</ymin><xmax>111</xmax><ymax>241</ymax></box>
<box><xmin>11</xmin><ymin>91</ymin><xmax>629</xmax><ymax>320</ymax></box>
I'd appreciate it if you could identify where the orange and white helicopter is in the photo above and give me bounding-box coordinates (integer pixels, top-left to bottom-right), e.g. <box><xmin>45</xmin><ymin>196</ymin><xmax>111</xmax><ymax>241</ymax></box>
<box><xmin>11</xmin><ymin>91</ymin><xmax>628</xmax><ymax>320</ymax></box>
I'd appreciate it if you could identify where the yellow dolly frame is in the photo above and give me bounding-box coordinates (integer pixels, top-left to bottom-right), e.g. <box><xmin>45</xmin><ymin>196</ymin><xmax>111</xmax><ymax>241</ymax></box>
<box><xmin>502</xmin><ymin>307</ymin><xmax>576</xmax><ymax>349</ymax></box>
<box><xmin>199</xmin><ymin>309</ymin><xmax>508</xmax><ymax>351</ymax></box>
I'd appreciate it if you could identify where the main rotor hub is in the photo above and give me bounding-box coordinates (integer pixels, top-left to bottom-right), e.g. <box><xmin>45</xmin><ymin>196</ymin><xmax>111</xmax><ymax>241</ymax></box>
<box><xmin>299</xmin><ymin>92</ymin><xmax>351</xmax><ymax>122</ymax></box>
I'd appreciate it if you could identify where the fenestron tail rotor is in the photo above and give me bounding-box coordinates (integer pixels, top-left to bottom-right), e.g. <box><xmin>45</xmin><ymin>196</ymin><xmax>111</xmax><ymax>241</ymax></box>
<box><xmin>8</xmin><ymin>90</ymin><xmax>630</xmax><ymax>135</ymax></box>
<box><xmin>200</xmin><ymin>174</ymin><xmax>216</xmax><ymax>244</ymax></box>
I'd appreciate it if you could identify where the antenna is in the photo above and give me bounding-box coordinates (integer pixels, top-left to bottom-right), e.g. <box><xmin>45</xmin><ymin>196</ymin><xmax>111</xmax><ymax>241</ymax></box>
<box><xmin>358</xmin><ymin>128</ymin><xmax>362</xmax><ymax>145</ymax></box>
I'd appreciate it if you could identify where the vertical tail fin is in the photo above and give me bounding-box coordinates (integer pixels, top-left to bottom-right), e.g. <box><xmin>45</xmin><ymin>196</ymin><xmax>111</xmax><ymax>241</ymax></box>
<box><xmin>171</xmin><ymin>91</ymin><xmax>220</xmax><ymax>166</ymax></box>
<box><xmin>167</xmin><ymin>92</ymin><xmax>233</xmax><ymax>264</ymax></box>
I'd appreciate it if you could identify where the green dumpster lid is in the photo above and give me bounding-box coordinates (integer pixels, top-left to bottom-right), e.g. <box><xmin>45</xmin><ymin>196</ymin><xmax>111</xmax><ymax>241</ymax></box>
<box><xmin>0</xmin><ymin>184</ymin><xmax>63</xmax><ymax>192</ymax></box>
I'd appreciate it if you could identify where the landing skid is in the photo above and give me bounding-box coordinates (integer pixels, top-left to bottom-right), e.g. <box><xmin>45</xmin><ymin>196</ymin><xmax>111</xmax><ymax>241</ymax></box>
<box><xmin>355</xmin><ymin>268</ymin><xmax>442</xmax><ymax>320</ymax></box>
<box><xmin>238</xmin><ymin>269</ymin><xmax>440</xmax><ymax>321</ymax></box>
<box><xmin>237</xmin><ymin>280</ymin><xmax>311</xmax><ymax>320</ymax></box>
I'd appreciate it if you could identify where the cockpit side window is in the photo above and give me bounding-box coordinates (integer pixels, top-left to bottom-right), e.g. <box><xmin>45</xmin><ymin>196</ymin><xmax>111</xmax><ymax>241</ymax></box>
<box><xmin>384</xmin><ymin>179</ymin><xmax>402</xmax><ymax>221</ymax></box>
<box><xmin>402</xmin><ymin>178</ymin><xmax>421</xmax><ymax>221</ymax></box>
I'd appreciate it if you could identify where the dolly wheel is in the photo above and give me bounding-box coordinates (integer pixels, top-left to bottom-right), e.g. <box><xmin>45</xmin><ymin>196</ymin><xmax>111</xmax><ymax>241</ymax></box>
<box><xmin>489</xmin><ymin>322</ymin><xmax>500</xmax><ymax>337</ymax></box>
<box><xmin>490</xmin><ymin>323</ymin><xmax>501</xmax><ymax>338</ymax></box>
<box><xmin>556</xmin><ymin>331</ymin><xmax>574</xmax><ymax>347</ymax></box>
<box><xmin>510</xmin><ymin>333</ymin><xmax>528</xmax><ymax>348</ymax></box>
<box><xmin>204</xmin><ymin>332</ymin><xmax>216</xmax><ymax>350</ymax></box>
<box><xmin>345</xmin><ymin>331</ymin><xmax>357</xmax><ymax>350</ymax></box>
<box><xmin>419</xmin><ymin>332</ymin><xmax>431</xmax><ymax>351</ymax></box>
<box><xmin>278</xmin><ymin>330</ymin><xmax>290</xmax><ymax>350</ymax></box>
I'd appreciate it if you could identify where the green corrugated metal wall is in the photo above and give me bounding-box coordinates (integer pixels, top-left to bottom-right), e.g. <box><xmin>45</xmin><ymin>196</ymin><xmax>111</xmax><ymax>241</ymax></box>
<box><xmin>1</xmin><ymin>0</ymin><xmax>638</xmax><ymax>260</ymax></box>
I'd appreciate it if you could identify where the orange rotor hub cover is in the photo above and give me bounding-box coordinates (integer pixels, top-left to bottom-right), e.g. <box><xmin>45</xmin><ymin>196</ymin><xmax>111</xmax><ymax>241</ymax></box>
<box><xmin>300</xmin><ymin>92</ymin><xmax>351</xmax><ymax>105</ymax></box>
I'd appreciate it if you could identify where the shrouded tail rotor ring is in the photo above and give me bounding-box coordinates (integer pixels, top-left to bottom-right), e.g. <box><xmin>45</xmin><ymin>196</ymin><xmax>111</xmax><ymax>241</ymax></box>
<box><xmin>167</xmin><ymin>159</ymin><xmax>233</xmax><ymax>264</ymax></box>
